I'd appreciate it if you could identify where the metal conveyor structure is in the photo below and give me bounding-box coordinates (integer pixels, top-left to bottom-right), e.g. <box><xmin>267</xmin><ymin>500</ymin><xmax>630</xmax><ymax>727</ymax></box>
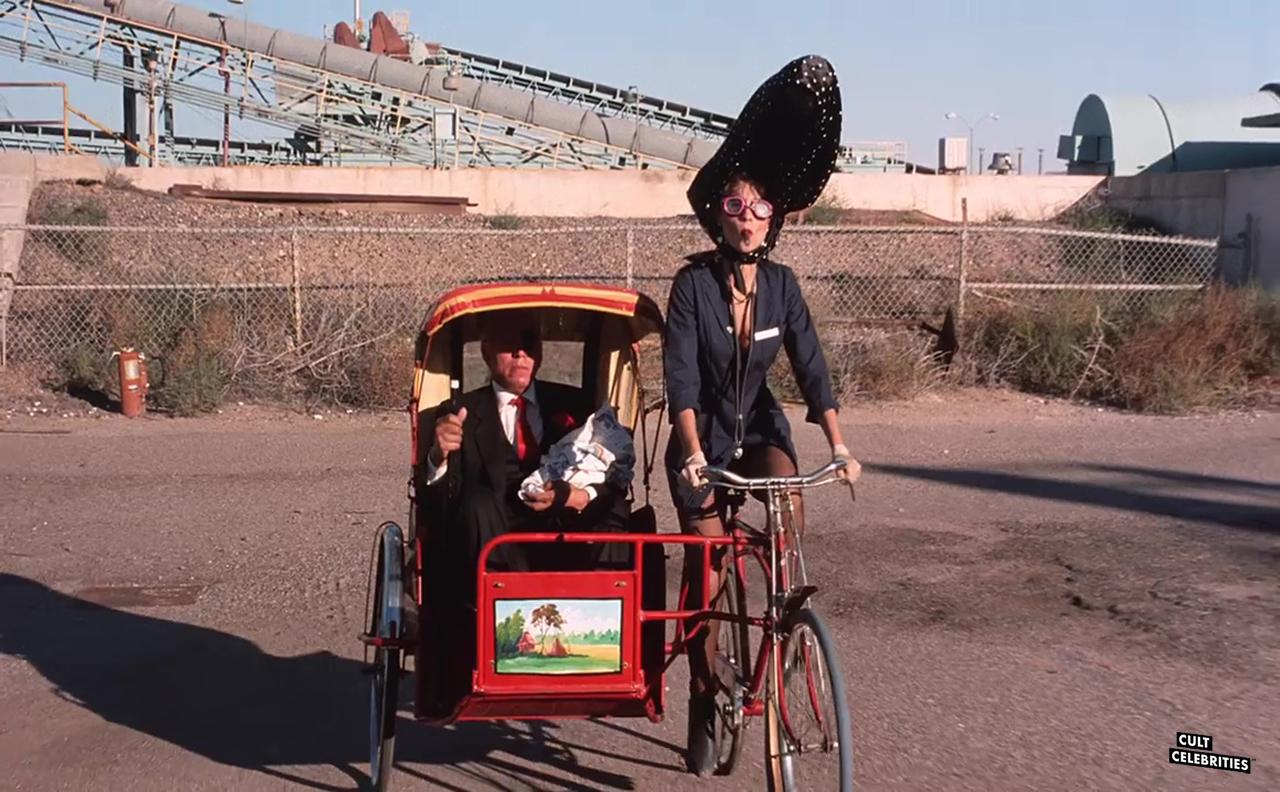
<box><xmin>0</xmin><ymin>0</ymin><xmax>721</xmax><ymax>168</ymax></box>
<box><xmin>0</xmin><ymin>0</ymin><xmax>908</xmax><ymax>170</ymax></box>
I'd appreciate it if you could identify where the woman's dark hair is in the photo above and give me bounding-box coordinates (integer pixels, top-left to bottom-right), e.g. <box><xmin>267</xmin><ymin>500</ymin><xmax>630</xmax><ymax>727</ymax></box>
<box><xmin>721</xmin><ymin>171</ymin><xmax>767</xmax><ymax>200</ymax></box>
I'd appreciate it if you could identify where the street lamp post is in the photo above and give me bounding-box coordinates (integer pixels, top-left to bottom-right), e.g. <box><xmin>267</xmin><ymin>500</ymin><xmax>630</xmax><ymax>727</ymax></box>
<box><xmin>944</xmin><ymin>111</ymin><xmax>999</xmax><ymax>175</ymax></box>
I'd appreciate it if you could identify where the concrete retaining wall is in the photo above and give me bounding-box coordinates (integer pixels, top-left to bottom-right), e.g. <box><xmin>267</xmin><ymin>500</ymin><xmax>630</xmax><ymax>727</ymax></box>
<box><xmin>0</xmin><ymin>152</ymin><xmax>1103</xmax><ymax>223</ymax></box>
<box><xmin>1223</xmin><ymin>168</ymin><xmax>1280</xmax><ymax>291</ymax></box>
<box><xmin>825</xmin><ymin>173</ymin><xmax>1103</xmax><ymax>223</ymax></box>
<box><xmin>1109</xmin><ymin>166</ymin><xmax>1280</xmax><ymax>289</ymax></box>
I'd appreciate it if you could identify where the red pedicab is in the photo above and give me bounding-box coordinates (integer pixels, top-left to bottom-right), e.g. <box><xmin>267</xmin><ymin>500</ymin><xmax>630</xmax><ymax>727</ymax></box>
<box><xmin>361</xmin><ymin>282</ymin><xmax>853</xmax><ymax>791</ymax></box>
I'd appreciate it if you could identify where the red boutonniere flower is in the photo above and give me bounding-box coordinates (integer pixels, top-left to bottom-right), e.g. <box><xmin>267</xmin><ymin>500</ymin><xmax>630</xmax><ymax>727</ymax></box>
<box><xmin>551</xmin><ymin>412</ymin><xmax>577</xmax><ymax>431</ymax></box>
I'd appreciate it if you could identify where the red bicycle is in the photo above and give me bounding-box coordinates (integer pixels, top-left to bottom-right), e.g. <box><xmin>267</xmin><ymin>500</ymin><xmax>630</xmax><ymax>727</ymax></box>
<box><xmin>680</xmin><ymin>461</ymin><xmax>855</xmax><ymax>791</ymax></box>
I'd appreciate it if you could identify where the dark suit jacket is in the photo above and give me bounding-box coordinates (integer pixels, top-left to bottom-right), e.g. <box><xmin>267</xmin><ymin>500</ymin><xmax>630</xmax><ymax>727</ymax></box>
<box><xmin>417</xmin><ymin>379</ymin><xmax>631</xmax><ymax>529</ymax></box>
<box><xmin>422</xmin><ymin>380</ymin><xmax>587</xmax><ymax>503</ymax></box>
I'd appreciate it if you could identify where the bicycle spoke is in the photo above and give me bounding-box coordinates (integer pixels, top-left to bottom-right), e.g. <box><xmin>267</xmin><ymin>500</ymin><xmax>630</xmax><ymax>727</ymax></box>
<box><xmin>767</xmin><ymin>609</ymin><xmax>852</xmax><ymax>791</ymax></box>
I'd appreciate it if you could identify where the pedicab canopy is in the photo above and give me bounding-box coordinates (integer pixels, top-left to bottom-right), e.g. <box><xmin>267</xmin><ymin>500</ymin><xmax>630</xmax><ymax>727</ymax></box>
<box><xmin>410</xmin><ymin>283</ymin><xmax>664</xmax><ymax>461</ymax></box>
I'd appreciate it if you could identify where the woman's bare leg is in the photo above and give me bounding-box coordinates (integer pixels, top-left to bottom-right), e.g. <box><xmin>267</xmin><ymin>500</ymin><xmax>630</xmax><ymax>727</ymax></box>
<box><xmin>681</xmin><ymin>445</ymin><xmax>806</xmax><ymax>697</ymax></box>
<box><xmin>680</xmin><ymin>493</ymin><xmax>725</xmax><ymax>699</ymax></box>
<box><xmin>736</xmin><ymin>444</ymin><xmax>804</xmax><ymax>539</ymax></box>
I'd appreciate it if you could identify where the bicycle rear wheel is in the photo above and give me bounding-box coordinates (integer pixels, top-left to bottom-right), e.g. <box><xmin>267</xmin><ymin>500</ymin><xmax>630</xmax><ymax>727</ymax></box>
<box><xmin>711</xmin><ymin>563</ymin><xmax>751</xmax><ymax>775</ymax></box>
<box><xmin>765</xmin><ymin>607</ymin><xmax>852</xmax><ymax>792</ymax></box>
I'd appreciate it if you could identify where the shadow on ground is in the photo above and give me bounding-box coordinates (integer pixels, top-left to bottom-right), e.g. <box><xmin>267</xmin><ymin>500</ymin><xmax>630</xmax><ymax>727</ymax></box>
<box><xmin>871</xmin><ymin>463</ymin><xmax>1280</xmax><ymax>532</ymax></box>
<box><xmin>0</xmin><ymin>573</ymin><xmax>680</xmax><ymax>791</ymax></box>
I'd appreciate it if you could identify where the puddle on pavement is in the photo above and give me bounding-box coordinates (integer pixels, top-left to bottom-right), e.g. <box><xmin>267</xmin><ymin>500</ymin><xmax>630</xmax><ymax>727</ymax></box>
<box><xmin>74</xmin><ymin>583</ymin><xmax>207</xmax><ymax>607</ymax></box>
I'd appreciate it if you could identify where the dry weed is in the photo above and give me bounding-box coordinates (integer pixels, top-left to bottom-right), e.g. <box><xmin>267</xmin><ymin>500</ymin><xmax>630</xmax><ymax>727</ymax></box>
<box><xmin>336</xmin><ymin>332</ymin><xmax>414</xmax><ymax>408</ymax></box>
<box><xmin>1112</xmin><ymin>287</ymin><xmax>1278</xmax><ymax>412</ymax></box>
<box><xmin>962</xmin><ymin>287</ymin><xmax>1278</xmax><ymax>412</ymax></box>
<box><xmin>768</xmin><ymin>326</ymin><xmax>947</xmax><ymax>404</ymax></box>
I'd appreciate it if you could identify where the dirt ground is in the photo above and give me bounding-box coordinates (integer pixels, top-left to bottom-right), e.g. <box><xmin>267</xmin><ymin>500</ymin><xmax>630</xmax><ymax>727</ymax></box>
<box><xmin>1</xmin><ymin>390</ymin><xmax>1277</xmax><ymax>791</ymax></box>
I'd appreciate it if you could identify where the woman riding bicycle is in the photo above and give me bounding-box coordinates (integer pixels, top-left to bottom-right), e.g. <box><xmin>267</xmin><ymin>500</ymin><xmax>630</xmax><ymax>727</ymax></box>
<box><xmin>662</xmin><ymin>55</ymin><xmax>862</xmax><ymax>777</ymax></box>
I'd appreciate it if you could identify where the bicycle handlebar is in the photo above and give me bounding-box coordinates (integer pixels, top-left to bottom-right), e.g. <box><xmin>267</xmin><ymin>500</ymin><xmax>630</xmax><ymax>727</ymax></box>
<box><xmin>700</xmin><ymin>459</ymin><xmax>850</xmax><ymax>492</ymax></box>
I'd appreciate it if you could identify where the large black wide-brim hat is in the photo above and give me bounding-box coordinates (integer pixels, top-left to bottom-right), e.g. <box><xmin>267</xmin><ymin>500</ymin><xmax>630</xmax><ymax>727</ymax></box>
<box><xmin>688</xmin><ymin>55</ymin><xmax>842</xmax><ymax>249</ymax></box>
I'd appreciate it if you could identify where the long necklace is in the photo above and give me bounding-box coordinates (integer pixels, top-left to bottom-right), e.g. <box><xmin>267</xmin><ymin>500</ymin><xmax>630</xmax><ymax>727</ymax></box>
<box><xmin>730</xmin><ymin>289</ymin><xmax>755</xmax><ymax>459</ymax></box>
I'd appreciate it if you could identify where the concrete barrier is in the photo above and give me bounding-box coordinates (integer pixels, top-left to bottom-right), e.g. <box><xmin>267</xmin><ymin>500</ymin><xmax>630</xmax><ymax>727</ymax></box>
<box><xmin>1109</xmin><ymin>166</ymin><xmax>1280</xmax><ymax>289</ymax></box>
<box><xmin>825</xmin><ymin>173</ymin><xmax>1103</xmax><ymax>223</ymax></box>
<box><xmin>1</xmin><ymin>153</ymin><xmax>1103</xmax><ymax>224</ymax></box>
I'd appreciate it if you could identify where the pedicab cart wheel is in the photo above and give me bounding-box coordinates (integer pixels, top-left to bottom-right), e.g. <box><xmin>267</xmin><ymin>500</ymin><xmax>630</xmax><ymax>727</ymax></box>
<box><xmin>367</xmin><ymin>522</ymin><xmax>406</xmax><ymax>792</ymax></box>
<box><xmin>765</xmin><ymin>607</ymin><xmax>853</xmax><ymax>792</ymax></box>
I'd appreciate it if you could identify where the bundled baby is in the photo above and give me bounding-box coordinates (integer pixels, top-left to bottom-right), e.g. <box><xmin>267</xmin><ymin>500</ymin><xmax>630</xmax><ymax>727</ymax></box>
<box><xmin>520</xmin><ymin>405</ymin><xmax>635</xmax><ymax>507</ymax></box>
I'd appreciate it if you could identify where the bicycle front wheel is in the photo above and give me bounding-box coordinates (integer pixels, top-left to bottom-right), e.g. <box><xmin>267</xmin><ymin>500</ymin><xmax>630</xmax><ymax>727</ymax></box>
<box><xmin>765</xmin><ymin>607</ymin><xmax>853</xmax><ymax>792</ymax></box>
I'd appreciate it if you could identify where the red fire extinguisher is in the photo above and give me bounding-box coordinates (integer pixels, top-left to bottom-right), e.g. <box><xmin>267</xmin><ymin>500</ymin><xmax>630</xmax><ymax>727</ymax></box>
<box><xmin>115</xmin><ymin>347</ymin><xmax>149</xmax><ymax>417</ymax></box>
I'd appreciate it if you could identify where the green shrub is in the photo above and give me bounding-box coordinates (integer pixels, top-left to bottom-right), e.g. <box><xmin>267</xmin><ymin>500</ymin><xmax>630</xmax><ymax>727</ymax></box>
<box><xmin>50</xmin><ymin>345</ymin><xmax>110</xmax><ymax>395</ymax></box>
<box><xmin>147</xmin><ymin>297</ymin><xmax>236</xmax><ymax>415</ymax></box>
<box><xmin>103</xmin><ymin>169</ymin><xmax>136</xmax><ymax>190</ymax></box>
<box><xmin>988</xmin><ymin>209</ymin><xmax>1019</xmax><ymax>224</ymax></box>
<box><xmin>802</xmin><ymin>192</ymin><xmax>846</xmax><ymax>225</ymax></box>
<box><xmin>963</xmin><ymin>294</ymin><xmax>1106</xmax><ymax>397</ymax></box>
<box><xmin>486</xmin><ymin>213</ymin><xmax>523</xmax><ymax>230</ymax></box>
<box><xmin>1058</xmin><ymin>205</ymin><xmax>1136</xmax><ymax>232</ymax></box>
<box><xmin>153</xmin><ymin>351</ymin><xmax>230</xmax><ymax>416</ymax></box>
<box><xmin>767</xmin><ymin>327</ymin><xmax>946</xmax><ymax>404</ymax></box>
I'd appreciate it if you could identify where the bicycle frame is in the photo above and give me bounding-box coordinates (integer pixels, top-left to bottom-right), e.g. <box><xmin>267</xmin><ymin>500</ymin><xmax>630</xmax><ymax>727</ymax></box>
<box><xmin>671</xmin><ymin>460</ymin><xmax>848</xmax><ymax>722</ymax></box>
<box><xmin>738</xmin><ymin>489</ymin><xmax>803</xmax><ymax>712</ymax></box>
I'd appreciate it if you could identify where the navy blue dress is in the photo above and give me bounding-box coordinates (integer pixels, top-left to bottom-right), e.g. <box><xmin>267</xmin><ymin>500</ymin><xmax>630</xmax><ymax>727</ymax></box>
<box><xmin>663</xmin><ymin>253</ymin><xmax>838</xmax><ymax>476</ymax></box>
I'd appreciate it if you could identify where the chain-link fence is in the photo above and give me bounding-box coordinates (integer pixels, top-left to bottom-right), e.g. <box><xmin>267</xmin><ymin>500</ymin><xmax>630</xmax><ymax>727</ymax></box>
<box><xmin>0</xmin><ymin>222</ymin><xmax>1220</xmax><ymax>404</ymax></box>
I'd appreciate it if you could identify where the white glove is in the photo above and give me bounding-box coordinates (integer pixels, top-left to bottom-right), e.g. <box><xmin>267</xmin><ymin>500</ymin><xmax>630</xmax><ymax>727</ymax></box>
<box><xmin>832</xmin><ymin>444</ymin><xmax>861</xmax><ymax>483</ymax></box>
<box><xmin>681</xmin><ymin>451</ymin><xmax>708</xmax><ymax>490</ymax></box>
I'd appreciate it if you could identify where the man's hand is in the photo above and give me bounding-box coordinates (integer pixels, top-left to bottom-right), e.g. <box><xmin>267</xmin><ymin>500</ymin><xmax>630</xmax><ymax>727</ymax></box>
<box><xmin>564</xmin><ymin>487</ymin><xmax>590</xmax><ymax>512</ymax></box>
<box><xmin>523</xmin><ymin>486</ymin><xmax>555</xmax><ymax>512</ymax></box>
<box><xmin>429</xmin><ymin>406</ymin><xmax>468</xmax><ymax>466</ymax></box>
<box><xmin>523</xmin><ymin>482</ymin><xmax>590</xmax><ymax>513</ymax></box>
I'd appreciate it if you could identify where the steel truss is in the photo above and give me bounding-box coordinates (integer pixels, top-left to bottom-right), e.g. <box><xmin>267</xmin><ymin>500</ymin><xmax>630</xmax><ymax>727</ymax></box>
<box><xmin>0</xmin><ymin>0</ymin><xmax>686</xmax><ymax>169</ymax></box>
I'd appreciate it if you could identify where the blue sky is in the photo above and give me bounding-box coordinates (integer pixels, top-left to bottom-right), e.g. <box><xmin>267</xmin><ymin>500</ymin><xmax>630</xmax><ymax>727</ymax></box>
<box><xmin>3</xmin><ymin>0</ymin><xmax>1276</xmax><ymax>167</ymax></box>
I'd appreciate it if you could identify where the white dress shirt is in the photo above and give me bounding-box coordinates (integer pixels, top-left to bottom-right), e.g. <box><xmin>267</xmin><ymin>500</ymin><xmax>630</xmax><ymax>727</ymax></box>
<box><xmin>424</xmin><ymin>382</ymin><xmax>597</xmax><ymax>501</ymax></box>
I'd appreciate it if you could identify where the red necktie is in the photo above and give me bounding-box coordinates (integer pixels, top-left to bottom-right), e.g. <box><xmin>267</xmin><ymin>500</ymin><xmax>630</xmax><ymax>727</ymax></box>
<box><xmin>510</xmin><ymin>395</ymin><xmax>536</xmax><ymax>462</ymax></box>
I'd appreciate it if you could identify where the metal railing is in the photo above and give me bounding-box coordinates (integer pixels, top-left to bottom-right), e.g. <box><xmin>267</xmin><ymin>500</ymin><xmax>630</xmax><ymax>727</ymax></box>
<box><xmin>0</xmin><ymin>81</ymin><xmax>86</xmax><ymax>154</ymax></box>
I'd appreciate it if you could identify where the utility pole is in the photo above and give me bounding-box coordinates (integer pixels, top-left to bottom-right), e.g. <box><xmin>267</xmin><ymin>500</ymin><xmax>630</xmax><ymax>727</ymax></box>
<box><xmin>121</xmin><ymin>44</ymin><xmax>138</xmax><ymax>167</ymax></box>
<box><xmin>221</xmin><ymin>44</ymin><xmax>230</xmax><ymax>166</ymax></box>
<box><xmin>144</xmin><ymin>46</ymin><xmax>158</xmax><ymax>165</ymax></box>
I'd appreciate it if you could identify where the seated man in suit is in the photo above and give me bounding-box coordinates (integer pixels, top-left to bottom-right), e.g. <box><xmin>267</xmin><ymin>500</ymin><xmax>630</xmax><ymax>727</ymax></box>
<box><xmin>417</xmin><ymin>310</ymin><xmax>632</xmax><ymax>707</ymax></box>
<box><xmin>420</xmin><ymin>311</ymin><xmax>632</xmax><ymax>578</ymax></box>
